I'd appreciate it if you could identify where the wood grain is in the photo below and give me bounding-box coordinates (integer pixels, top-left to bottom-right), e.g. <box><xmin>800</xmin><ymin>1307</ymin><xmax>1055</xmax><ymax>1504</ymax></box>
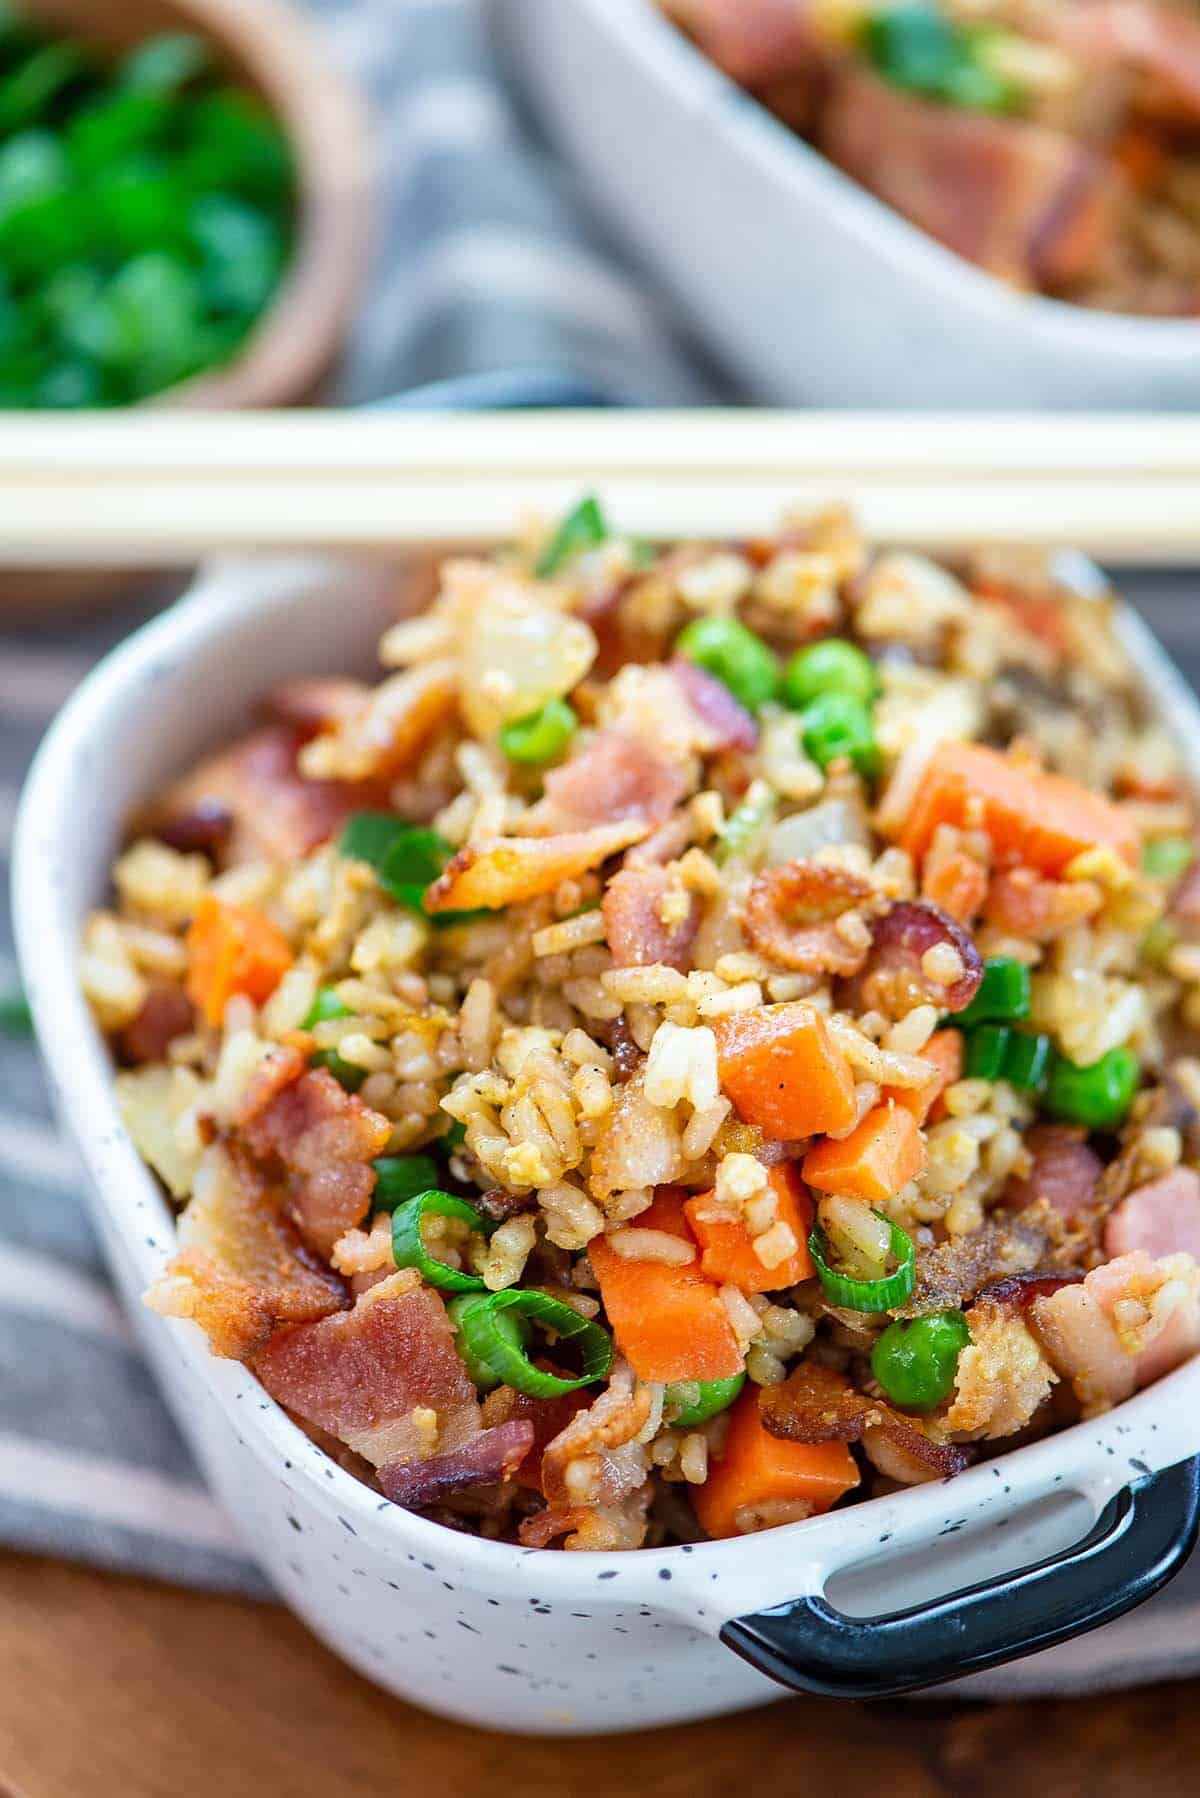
<box><xmin>0</xmin><ymin>1552</ymin><xmax>1195</xmax><ymax>1798</ymax></box>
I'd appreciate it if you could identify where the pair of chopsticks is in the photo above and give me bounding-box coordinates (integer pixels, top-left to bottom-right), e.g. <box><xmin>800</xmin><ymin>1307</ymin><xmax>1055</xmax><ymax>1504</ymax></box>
<box><xmin>2</xmin><ymin>411</ymin><xmax>1199</xmax><ymax>566</ymax></box>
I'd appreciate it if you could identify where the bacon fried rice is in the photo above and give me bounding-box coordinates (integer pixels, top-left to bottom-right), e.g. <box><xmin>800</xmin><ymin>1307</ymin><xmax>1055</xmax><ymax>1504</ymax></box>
<box><xmin>83</xmin><ymin>501</ymin><xmax>1200</xmax><ymax>1551</ymax></box>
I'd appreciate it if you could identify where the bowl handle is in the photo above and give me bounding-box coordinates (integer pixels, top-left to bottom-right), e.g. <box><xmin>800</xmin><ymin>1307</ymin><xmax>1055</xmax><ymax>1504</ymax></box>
<box><xmin>720</xmin><ymin>1456</ymin><xmax>1200</xmax><ymax>1700</ymax></box>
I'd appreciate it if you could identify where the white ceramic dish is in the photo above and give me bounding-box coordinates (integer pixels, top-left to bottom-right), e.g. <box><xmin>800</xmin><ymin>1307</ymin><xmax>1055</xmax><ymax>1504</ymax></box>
<box><xmin>13</xmin><ymin>539</ymin><xmax>1200</xmax><ymax>1734</ymax></box>
<box><xmin>494</xmin><ymin>0</ymin><xmax>1200</xmax><ymax>410</ymax></box>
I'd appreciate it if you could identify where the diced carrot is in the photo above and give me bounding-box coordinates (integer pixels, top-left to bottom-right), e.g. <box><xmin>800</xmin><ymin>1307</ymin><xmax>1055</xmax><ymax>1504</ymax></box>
<box><xmin>899</xmin><ymin>743</ymin><xmax>1139</xmax><ymax>877</ymax></box>
<box><xmin>588</xmin><ymin>1190</ymin><xmax>743</xmax><ymax>1384</ymax></box>
<box><xmin>921</xmin><ymin>848</ymin><xmax>988</xmax><ymax>924</ymax></box>
<box><xmin>803</xmin><ymin>1103</ymin><xmax>926</xmax><ymax>1202</ymax></box>
<box><xmin>887</xmin><ymin>1029</ymin><xmax>962</xmax><ymax>1126</ymax></box>
<box><xmin>185</xmin><ymin>894</ymin><xmax>294</xmax><ymax>1029</ymax></box>
<box><xmin>713</xmin><ymin>1003</ymin><xmax>857</xmax><ymax>1142</ymax></box>
<box><xmin>692</xmin><ymin>1386</ymin><xmax>859</xmax><ymax>1540</ymax></box>
<box><xmin>684</xmin><ymin>1164</ymin><xmax>814</xmax><ymax>1292</ymax></box>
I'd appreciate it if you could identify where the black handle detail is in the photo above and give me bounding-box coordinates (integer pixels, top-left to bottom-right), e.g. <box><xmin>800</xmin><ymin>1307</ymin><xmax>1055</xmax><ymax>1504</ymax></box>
<box><xmin>721</xmin><ymin>1456</ymin><xmax>1200</xmax><ymax>1700</ymax></box>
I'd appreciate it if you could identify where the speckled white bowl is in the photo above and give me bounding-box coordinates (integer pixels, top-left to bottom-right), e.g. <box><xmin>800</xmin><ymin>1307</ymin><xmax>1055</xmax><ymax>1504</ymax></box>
<box><xmin>13</xmin><ymin>548</ymin><xmax>1200</xmax><ymax>1733</ymax></box>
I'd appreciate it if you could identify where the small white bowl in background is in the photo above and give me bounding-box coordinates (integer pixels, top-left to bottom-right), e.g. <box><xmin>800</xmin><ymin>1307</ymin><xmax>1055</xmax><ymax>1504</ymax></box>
<box><xmin>494</xmin><ymin>0</ymin><xmax>1200</xmax><ymax>409</ymax></box>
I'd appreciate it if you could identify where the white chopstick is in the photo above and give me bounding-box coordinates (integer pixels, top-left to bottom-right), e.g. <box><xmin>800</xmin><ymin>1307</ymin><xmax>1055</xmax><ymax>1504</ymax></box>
<box><xmin>1</xmin><ymin>411</ymin><xmax>1198</xmax><ymax>566</ymax></box>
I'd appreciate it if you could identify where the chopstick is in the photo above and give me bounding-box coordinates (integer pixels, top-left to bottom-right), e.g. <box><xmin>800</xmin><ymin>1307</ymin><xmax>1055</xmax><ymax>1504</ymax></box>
<box><xmin>2</xmin><ymin>411</ymin><xmax>1200</xmax><ymax>566</ymax></box>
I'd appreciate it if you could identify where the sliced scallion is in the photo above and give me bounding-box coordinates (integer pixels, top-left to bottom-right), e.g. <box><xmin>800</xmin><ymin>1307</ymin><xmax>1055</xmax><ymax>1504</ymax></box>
<box><xmin>390</xmin><ymin>1189</ymin><xmax>489</xmax><ymax>1292</ymax></box>
<box><xmin>372</xmin><ymin>1154</ymin><xmax>441</xmax><ymax>1209</ymax></box>
<box><xmin>536</xmin><ymin>494</ymin><xmax>608</xmax><ymax>577</ymax></box>
<box><xmin>449</xmin><ymin>1288</ymin><xmax>612</xmax><ymax>1397</ymax></box>
<box><xmin>808</xmin><ymin>1214</ymin><xmax>915</xmax><ymax>1311</ymax></box>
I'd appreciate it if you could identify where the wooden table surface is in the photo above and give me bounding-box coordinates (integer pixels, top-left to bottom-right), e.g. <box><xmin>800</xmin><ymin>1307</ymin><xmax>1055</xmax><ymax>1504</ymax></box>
<box><xmin>0</xmin><ymin>1549</ymin><xmax>1196</xmax><ymax>1798</ymax></box>
<box><xmin>5</xmin><ymin>570</ymin><xmax>1200</xmax><ymax>1798</ymax></box>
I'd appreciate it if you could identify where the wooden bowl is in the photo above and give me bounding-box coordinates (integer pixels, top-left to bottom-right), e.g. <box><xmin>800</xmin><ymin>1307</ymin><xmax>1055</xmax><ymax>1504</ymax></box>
<box><xmin>3</xmin><ymin>0</ymin><xmax>372</xmax><ymax>617</ymax></box>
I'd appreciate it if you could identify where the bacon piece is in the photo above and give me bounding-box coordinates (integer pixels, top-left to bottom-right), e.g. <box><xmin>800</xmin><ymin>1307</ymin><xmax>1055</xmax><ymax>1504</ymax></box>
<box><xmin>1052</xmin><ymin>0</ymin><xmax>1200</xmax><ymax>126</ymax></box>
<box><xmin>525</xmin><ymin>729</ymin><xmax>689</xmax><ymax>837</ymax></box>
<box><xmin>378</xmin><ymin>1420</ymin><xmax>535</xmax><ymax>1508</ymax></box>
<box><xmin>819</xmin><ymin>65</ymin><xmax>1122</xmax><ymax>290</ymax></box>
<box><xmin>589</xmin><ymin>1069</ymin><xmax>687</xmax><ymax>1198</ymax></box>
<box><xmin>1005</xmin><ymin>1124</ymin><xmax>1104</xmax><ymax>1227</ymax></box>
<box><xmin>669</xmin><ymin>658</ymin><xmax>758</xmax><ymax>752</ymax></box>
<box><xmin>262</xmin><ymin>678</ymin><xmax>372</xmax><ymax>740</ymax></box>
<box><xmin>539</xmin><ymin>1373</ymin><xmax>653</xmax><ymax>1508</ymax></box>
<box><xmin>118</xmin><ymin>982</ymin><xmax>195</xmax><ymax>1064</ymax></box>
<box><xmin>482</xmin><ymin>1384</ymin><xmax>591</xmax><ymax>1492</ymax></box>
<box><xmin>665</xmin><ymin>0</ymin><xmax>826</xmax><ymax>86</ymax></box>
<box><xmin>242</xmin><ymin>1068</ymin><xmax>392</xmax><ymax>1259</ymax></box>
<box><xmin>297</xmin><ymin>662</ymin><xmax>457</xmax><ymax>784</ymax></box>
<box><xmin>426</xmin><ymin>820</ymin><xmax>649</xmax><ymax>915</ymax></box>
<box><xmin>146</xmin><ymin>1145</ymin><xmax>346</xmax><ymax>1361</ymax></box>
<box><xmin>233</xmin><ymin>1044</ymin><xmax>308</xmax><ymax>1128</ymax></box>
<box><xmin>975</xmin><ymin>1271</ymin><xmax>1085</xmax><ymax>1314</ymax></box>
<box><xmin>760</xmin><ymin>1359</ymin><xmax>969</xmax><ymax>1478</ymax></box>
<box><xmin>603</xmin><ymin>864</ymin><xmax>701</xmax><ymax>973</ymax></box>
<box><xmin>984</xmin><ymin>868</ymin><xmax>1102</xmax><ymax>941</ymax></box>
<box><xmin>743</xmin><ymin>860</ymin><xmax>875</xmax><ymax>975</ymax></box>
<box><xmin>841</xmin><ymin>899</ymin><xmax>984</xmax><ymax>1018</ymax></box>
<box><xmin>253</xmin><ymin>1283</ymin><xmax>481</xmax><ymax>1467</ymax></box>
<box><xmin>1104</xmin><ymin>1167</ymin><xmax>1200</xmax><ymax>1262</ymax></box>
<box><xmin>142</xmin><ymin>726</ymin><xmax>369</xmax><ymax>868</ymax></box>
<box><xmin>1030</xmin><ymin>1249</ymin><xmax>1200</xmax><ymax>1410</ymax></box>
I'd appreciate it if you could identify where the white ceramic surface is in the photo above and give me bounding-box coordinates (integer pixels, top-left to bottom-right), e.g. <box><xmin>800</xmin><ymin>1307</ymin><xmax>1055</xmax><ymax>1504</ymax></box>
<box><xmin>495</xmin><ymin>0</ymin><xmax>1200</xmax><ymax>410</ymax></box>
<box><xmin>13</xmin><ymin>550</ymin><xmax>1200</xmax><ymax>1735</ymax></box>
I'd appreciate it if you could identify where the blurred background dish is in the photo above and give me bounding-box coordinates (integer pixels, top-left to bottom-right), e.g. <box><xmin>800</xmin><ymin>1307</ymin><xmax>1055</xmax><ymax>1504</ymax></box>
<box><xmin>496</xmin><ymin>0</ymin><xmax>1200</xmax><ymax>408</ymax></box>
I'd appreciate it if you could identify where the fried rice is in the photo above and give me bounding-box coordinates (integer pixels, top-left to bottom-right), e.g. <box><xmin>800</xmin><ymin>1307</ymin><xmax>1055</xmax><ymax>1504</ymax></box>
<box><xmin>83</xmin><ymin>501</ymin><xmax>1200</xmax><ymax>1551</ymax></box>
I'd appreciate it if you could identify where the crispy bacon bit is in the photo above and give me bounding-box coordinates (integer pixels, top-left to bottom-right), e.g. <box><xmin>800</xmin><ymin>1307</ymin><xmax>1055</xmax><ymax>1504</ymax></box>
<box><xmin>600</xmin><ymin>1014</ymin><xmax>644</xmax><ymax>1083</ymax></box>
<box><xmin>118</xmin><ymin>982</ymin><xmax>195</xmax><ymax>1064</ymax></box>
<box><xmin>603</xmin><ymin>865</ymin><xmax>702</xmax><ymax>973</ymax></box>
<box><xmin>426</xmin><ymin>820</ymin><xmax>649</xmax><ymax>915</ymax></box>
<box><xmin>898</xmin><ymin>1212</ymin><xmax>1056</xmax><ymax>1317</ymax></box>
<box><xmin>378</xmin><ymin>1420</ymin><xmax>536</xmax><ymax>1509</ymax></box>
<box><xmin>262</xmin><ymin>678</ymin><xmax>372</xmax><ymax>740</ymax></box>
<box><xmin>476</xmin><ymin>1187</ymin><xmax>539</xmax><ymax>1224</ymax></box>
<box><xmin>142</xmin><ymin>726</ymin><xmax>369</xmax><ymax>868</ymax></box>
<box><xmin>525</xmin><ymin>729</ymin><xmax>689</xmax><ymax>837</ymax></box>
<box><xmin>482</xmin><ymin>1384</ymin><xmax>591</xmax><ymax>1493</ymax></box>
<box><xmin>539</xmin><ymin>1374</ymin><xmax>653</xmax><ymax>1508</ymax></box>
<box><xmin>819</xmin><ymin>65</ymin><xmax>1121</xmax><ymax>290</ymax></box>
<box><xmin>234</xmin><ymin>1044</ymin><xmax>308</xmax><ymax>1128</ymax></box>
<box><xmin>984</xmin><ymin>868</ymin><xmax>1103</xmax><ymax>941</ymax></box>
<box><xmin>147</xmin><ymin>1145</ymin><xmax>346</xmax><ymax>1361</ymax></box>
<box><xmin>1005</xmin><ymin>1124</ymin><xmax>1104</xmax><ymax>1227</ymax></box>
<box><xmin>974</xmin><ymin>1270</ymin><xmax>1085</xmax><ymax>1314</ymax></box>
<box><xmin>743</xmin><ymin>860</ymin><xmax>875</xmax><ymax>975</ymax></box>
<box><xmin>760</xmin><ymin>1359</ymin><xmax>969</xmax><ymax>1478</ymax></box>
<box><xmin>242</xmin><ymin>1068</ymin><xmax>392</xmax><ymax>1258</ymax></box>
<box><xmin>589</xmin><ymin>1070</ymin><xmax>687</xmax><ymax>1198</ymax></box>
<box><xmin>842</xmin><ymin>899</ymin><xmax>984</xmax><ymax>1017</ymax></box>
<box><xmin>253</xmin><ymin>1284</ymin><xmax>480</xmax><ymax>1467</ymax></box>
<box><xmin>669</xmin><ymin>658</ymin><xmax>758</xmax><ymax>752</ymax></box>
<box><xmin>298</xmin><ymin>661</ymin><xmax>457</xmax><ymax>785</ymax></box>
<box><xmin>1104</xmin><ymin>1167</ymin><xmax>1200</xmax><ymax>1262</ymax></box>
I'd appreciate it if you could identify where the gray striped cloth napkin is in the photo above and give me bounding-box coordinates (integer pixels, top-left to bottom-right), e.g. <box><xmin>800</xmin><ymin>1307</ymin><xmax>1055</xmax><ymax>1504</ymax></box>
<box><xmin>3</xmin><ymin>0</ymin><xmax>1200</xmax><ymax>1697</ymax></box>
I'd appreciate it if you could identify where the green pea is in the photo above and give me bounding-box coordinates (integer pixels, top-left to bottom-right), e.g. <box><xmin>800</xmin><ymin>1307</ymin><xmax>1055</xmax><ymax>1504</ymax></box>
<box><xmin>662</xmin><ymin>1373</ymin><xmax>745</xmax><ymax>1429</ymax></box>
<box><xmin>800</xmin><ymin>690</ymin><xmax>880</xmax><ymax>779</ymax></box>
<box><xmin>782</xmin><ymin>637</ymin><xmax>878</xmax><ymax>711</ymax></box>
<box><xmin>1044</xmin><ymin>1046</ymin><xmax>1139</xmax><ymax>1131</ymax></box>
<box><xmin>499</xmin><ymin>697</ymin><xmax>578</xmax><ymax>766</ymax></box>
<box><xmin>302</xmin><ymin>986</ymin><xmax>353</xmax><ymax>1029</ymax></box>
<box><xmin>675</xmin><ymin>615</ymin><xmax>779</xmax><ymax>712</ymax></box>
<box><xmin>1142</xmin><ymin>836</ymin><xmax>1195</xmax><ymax>882</ymax></box>
<box><xmin>871</xmin><ymin>1310</ymin><xmax>970</xmax><ymax>1412</ymax></box>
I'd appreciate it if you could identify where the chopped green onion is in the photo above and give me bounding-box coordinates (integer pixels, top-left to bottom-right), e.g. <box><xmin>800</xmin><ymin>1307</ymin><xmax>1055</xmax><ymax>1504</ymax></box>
<box><xmin>372</xmin><ymin>1154</ymin><xmax>441</xmax><ymax>1209</ymax></box>
<box><xmin>302</xmin><ymin>986</ymin><xmax>352</xmax><ymax>1029</ymax></box>
<box><xmin>338</xmin><ymin>811</ymin><xmax>410</xmax><ymax>868</ymax></box>
<box><xmin>955</xmin><ymin>956</ymin><xmax>1031</xmax><ymax>1026</ymax></box>
<box><xmin>536</xmin><ymin>494</ymin><xmax>608</xmax><ymax>577</ymax></box>
<box><xmin>449</xmin><ymin>1288</ymin><xmax>613</xmax><ymax>1397</ymax></box>
<box><xmin>714</xmin><ymin>780</ymin><xmax>776</xmax><ymax>867</ymax></box>
<box><xmin>871</xmin><ymin>1310</ymin><xmax>970</xmax><ymax>1412</ymax></box>
<box><xmin>860</xmin><ymin>3</ymin><xmax>1017</xmax><ymax>113</ymax></box>
<box><xmin>808</xmin><ymin>1214</ymin><xmax>916</xmax><ymax>1311</ymax></box>
<box><xmin>1002</xmin><ymin>1030</ymin><xmax>1052</xmax><ymax>1092</ymax></box>
<box><xmin>964</xmin><ymin>1023</ymin><xmax>1011</xmax><ymax>1081</ymax></box>
<box><xmin>0</xmin><ymin>988</ymin><xmax>32</xmax><ymax>1034</ymax></box>
<box><xmin>446</xmin><ymin>1293</ymin><xmax>529</xmax><ymax>1391</ymax></box>
<box><xmin>390</xmin><ymin>1189</ymin><xmax>489</xmax><ymax>1292</ymax></box>
<box><xmin>782</xmin><ymin>637</ymin><xmax>878</xmax><ymax>711</ymax></box>
<box><xmin>800</xmin><ymin>690</ymin><xmax>880</xmax><ymax>779</ymax></box>
<box><xmin>1044</xmin><ymin>1046</ymin><xmax>1139</xmax><ymax>1131</ymax></box>
<box><xmin>338</xmin><ymin>813</ymin><xmax>453</xmax><ymax>912</ymax></box>
<box><xmin>444</xmin><ymin>1117</ymin><xmax>467</xmax><ymax>1149</ymax></box>
<box><xmin>663</xmin><ymin>1373</ymin><xmax>746</xmax><ymax>1428</ymax></box>
<box><xmin>499</xmin><ymin>697</ymin><xmax>578</xmax><ymax>766</ymax></box>
<box><xmin>675</xmin><ymin>614</ymin><xmax>780</xmax><ymax>713</ymax></box>
<box><xmin>1142</xmin><ymin>836</ymin><xmax>1196</xmax><ymax>881</ymax></box>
